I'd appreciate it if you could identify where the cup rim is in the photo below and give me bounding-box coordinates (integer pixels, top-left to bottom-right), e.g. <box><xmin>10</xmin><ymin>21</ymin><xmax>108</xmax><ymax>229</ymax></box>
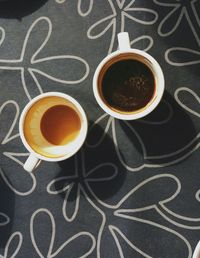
<box><xmin>19</xmin><ymin>92</ymin><xmax>88</xmax><ymax>162</ymax></box>
<box><xmin>93</xmin><ymin>49</ymin><xmax>165</xmax><ymax>120</ymax></box>
<box><xmin>193</xmin><ymin>241</ymin><xmax>200</xmax><ymax>258</ymax></box>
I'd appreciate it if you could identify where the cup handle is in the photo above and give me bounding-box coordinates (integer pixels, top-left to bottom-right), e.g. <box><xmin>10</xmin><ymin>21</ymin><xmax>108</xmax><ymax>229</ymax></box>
<box><xmin>118</xmin><ymin>32</ymin><xmax>131</xmax><ymax>51</ymax></box>
<box><xmin>24</xmin><ymin>154</ymin><xmax>41</xmax><ymax>172</ymax></box>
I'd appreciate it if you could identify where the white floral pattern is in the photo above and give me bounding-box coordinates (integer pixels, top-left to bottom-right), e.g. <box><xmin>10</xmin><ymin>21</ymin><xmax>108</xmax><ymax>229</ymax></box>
<box><xmin>87</xmin><ymin>0</ymin><xmax>157</xmax><ymax>53</ymax></box>
<box><xmin>175</xmin><ymin>87</ymin><xmax>200</xmax><ymax>117</ymax></box>
<box><xmin>154</xmin><ymin>0</ymin><xmax>200</xmax><ymax>46</ymax></box>
<box><xmin>0</xmin><ymin>101</ymin><xmax>36</xmax><ymax>195</ymax></box>
<box><xmin>0</xmin><ymin>213</ymin><xmax>9</xmax><ymax>227</ymax></box>
<box><xmin>47</xmin><ymin>150</ymin><xmax>118</xmax><ymax>222</ymax></box>
<box><xmin>78</xmin><ymin>172</ymin><xmax>197</xmax><ymax>257</ymax></box>
<box><xmin>0</xmin><ymin>232</ymin><xmax>23</xmax><ymax>258</ymax></box>
<box><xmin>165</xmin><ymin>47</ymin><xmax>200</xmax><ymax>66</ymax></box>
<box><xmin>0</xmin><ymin>17</ymin><xmax>89</xmax><ymax>100</ymax></box>
<box><xmin>0</xmin><ymin>0</ymin><xmax>199</xmax><ymax>257</ymax></box>
<box><xmin>30</xmin><ymin>208</ymin><xmax>96</xmax><ymax>258</ymax></box>
<box><xmin>55</xmin><ymin>0</ymin><xmax>94</xmax><ymax>17</ymax></box>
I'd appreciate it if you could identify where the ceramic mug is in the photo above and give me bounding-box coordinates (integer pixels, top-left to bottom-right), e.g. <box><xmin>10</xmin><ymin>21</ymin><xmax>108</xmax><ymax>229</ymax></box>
<box><xmin>93</xmin><ymin>32</ymin><xmax>165</xmax><ymax>120</ymax></box>
<box><xmin>19</xmin><ymin>92</ymin><xmax>88</xmax><ymax>172</ymax></box>
<box><xmin>193</xmin><ymin>241</ymin><xmax>200</xmax><ymax>258</ymax></box>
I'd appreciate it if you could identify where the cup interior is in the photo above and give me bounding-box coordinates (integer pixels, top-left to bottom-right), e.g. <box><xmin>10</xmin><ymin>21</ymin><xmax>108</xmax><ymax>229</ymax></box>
<box><xmin>19</xmin><ymin>93</ymin><xmax>87</xmax><ymax>161</ymax></box>
<box><xmin>94</xmin><ymin>51</ymin><xmax>164</xmax><ymax>120</ymax></box>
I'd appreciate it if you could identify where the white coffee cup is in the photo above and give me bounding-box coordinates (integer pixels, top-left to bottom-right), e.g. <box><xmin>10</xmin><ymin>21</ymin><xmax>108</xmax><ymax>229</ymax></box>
<box><xmin>19</xmin><ymin>92</ymin><xmax>88</xmax><ymax>172</ymax></box>
<box><xmin>193</xmin><ymin>241</ymin><xmax>200</xmax><ymax>258</ymax></box>
<box><xmin>93</xmin><ymin>32</ymin><xmax>165</xmax><ymax>120</ymax></box>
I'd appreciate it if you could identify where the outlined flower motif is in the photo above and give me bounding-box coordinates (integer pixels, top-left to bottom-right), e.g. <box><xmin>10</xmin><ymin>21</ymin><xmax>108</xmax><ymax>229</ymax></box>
<box><xmin>47</xmin><ymin>145</ymin><xmax>200</xmax><ymax>256</ymax></box>
<box><xmin>0</xmin><ymin>212</ymin><xmax>10</xmax><ymax>227</ymax></box>
<box><xmin>174</xmin><ymin>87</ymin><xmax>200</xmax><ymax>150</ymax></box>
<box><xmin>0</xmin><ymin>27</ymin><xmax>4</xmax><ymax>47</ymax></box>
<box><xmin>87</xmin><ymin>94</ymin><xmax>200</xmax><ymax>172</ymax></box>
<box><xmin>0</xmin><ymin>100</ymin><xmax>36</xmax><ymax>196</ymax></box>
<box><xmin>82</xmin><ymin>173</ymin><xmax>199</xmax><ymax>257</ymax></box>
<box><xmin>87</xmin><ymin>0</ymin><xmax>158</xmax><ymax>54</ymax></box>
<box><xmin>30</xmin><ymin>208</ymin><xmax>96</xmax><ymax>258</ymax></box>
<box><xmin>196</xmin><ymin>189</ymin><xmax>200</xmax><ymax>202</ymax></box>
<box><xmin>108</xmin><ymin>172</ymin><xmax>200</xmax><ymax>257</ymax></box>
<box><xmin>47</xmin><ymin>150</ymin><xmax>118</xmax><ymax>222</ymax></box>
<box><xmin>55</xmin><ymin>0</ymin><xmax>93</xmax><ymax>17</ymax></box>
<box><xmin>175</xmin><ymin>87</ymin><xmax>200</xmax><ymax>118</ymax></box>
<box><xmin>154</xmin><ymin>0</ymin><xmax>200</xmax><ymax>46</ymax></box>
<box><xmin>165</xmin><ymin>46</ymin><xmax>200</xmax><ymax>66</ymax></box>
<box><xmin>0</xmin><ymin>232</ymin><xmax>23</xmax><ymax>258</ymax></box>
<box><xmin>0</xmin><ymin>16</ymin><xmax>89</xmax><ymax>100</ymax></box>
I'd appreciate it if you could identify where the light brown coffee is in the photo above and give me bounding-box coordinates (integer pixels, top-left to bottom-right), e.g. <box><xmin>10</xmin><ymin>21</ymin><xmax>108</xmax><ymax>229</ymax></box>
<box><xmin>40</xmin><ymin>105</ymin><xmax>81</xmax><ymax>145</ymax></box>
<box><xmin>23</xmin><ymin>96</ymin><xmax>81</xmax><ymax>158</ymax></box>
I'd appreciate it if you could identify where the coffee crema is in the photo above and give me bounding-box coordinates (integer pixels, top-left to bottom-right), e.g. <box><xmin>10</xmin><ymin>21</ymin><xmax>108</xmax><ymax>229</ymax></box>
<box><xmin>99</xmin><ymin>57</ymin><xmax>156</xmax><ymax>113</ymax></box>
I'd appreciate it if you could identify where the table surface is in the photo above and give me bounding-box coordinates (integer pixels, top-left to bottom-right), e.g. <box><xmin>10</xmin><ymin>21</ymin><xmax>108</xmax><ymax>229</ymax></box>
<box><xmin>0</xmin><ymin>0</ymin><xmax>200</xmax><ymax>257</ymax></box>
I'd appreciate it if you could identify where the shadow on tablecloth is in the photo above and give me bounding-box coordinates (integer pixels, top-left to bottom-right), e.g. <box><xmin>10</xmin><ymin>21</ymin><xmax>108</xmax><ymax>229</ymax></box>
<box><xmin>54</xmin><ymin>124</ymin><xmax>127</xmax><ymax>204</ymax></box>
<box><xmin>0</xmin><ymin>0</ymin><xmax>48</xmax><ymax>19</ymax></box>
<box><xmin>0</xmin><ymin>169</ymin><xmax>15</xmax><ymax>248</ymax></box>
<box><xmin>121</xmin><ymin>91</ymin><xmax>197</xmax><ymax>166</ymax></box>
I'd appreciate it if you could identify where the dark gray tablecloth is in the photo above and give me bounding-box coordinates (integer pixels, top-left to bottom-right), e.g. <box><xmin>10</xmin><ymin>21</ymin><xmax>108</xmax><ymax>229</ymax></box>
<box><xmin>0</xmin><ymin>0</ymin><xmax>200</xmax><ymax>257</ymax></box>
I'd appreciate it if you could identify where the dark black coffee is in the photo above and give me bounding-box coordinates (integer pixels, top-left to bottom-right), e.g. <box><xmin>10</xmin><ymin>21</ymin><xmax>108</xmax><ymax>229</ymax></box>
<box><xmin>101</xmin><ymin>59</ymin><xmax>155</xmax><ymax>112</ymax></box>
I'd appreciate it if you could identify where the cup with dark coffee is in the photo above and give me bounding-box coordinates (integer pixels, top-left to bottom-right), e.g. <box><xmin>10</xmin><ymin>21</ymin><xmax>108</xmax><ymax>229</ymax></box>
<box><xmin>93</xmin><ymin>32</ymin><xmax>165</xmax><ymax>120</ymax></box>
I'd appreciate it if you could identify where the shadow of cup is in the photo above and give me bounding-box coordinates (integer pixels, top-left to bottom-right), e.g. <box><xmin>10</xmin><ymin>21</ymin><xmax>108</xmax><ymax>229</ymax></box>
<box><xmin>0</xmin><ymin>0</ymin><xmax>48</xmax><ymax>19</ymax></box>
<box><xmin>53</xmin><ymin>122</ymin><xmax>127</xmax><ymax>203</ymax></box>
<box><xmin>119</xmin><ymin>91</ymin><xmax>197</xmax><ymax>166</ymax></box>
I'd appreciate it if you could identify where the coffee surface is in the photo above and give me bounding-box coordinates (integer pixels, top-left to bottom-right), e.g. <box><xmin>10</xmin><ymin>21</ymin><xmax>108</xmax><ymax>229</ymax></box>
<box><xmin>24</xmin><ymin>96</ymin><xmax>82</xmax><ymax>158</ymax></box>
<box><xmin>41</xmin><ymin>105</ymin><xmax>81</xmax><ymax>145</ymax></box>
<box><xmin>101</xmin><ymin>59</ymin><xmax>155</xmax><ymax>112</ymax></box>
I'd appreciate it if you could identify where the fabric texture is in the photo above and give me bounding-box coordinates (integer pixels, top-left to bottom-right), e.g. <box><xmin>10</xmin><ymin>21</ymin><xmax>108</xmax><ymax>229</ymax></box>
<box><xmin>0</xmin><ymin>0</ymin><xmax>199</xmax><ymax>257</ymax></box>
